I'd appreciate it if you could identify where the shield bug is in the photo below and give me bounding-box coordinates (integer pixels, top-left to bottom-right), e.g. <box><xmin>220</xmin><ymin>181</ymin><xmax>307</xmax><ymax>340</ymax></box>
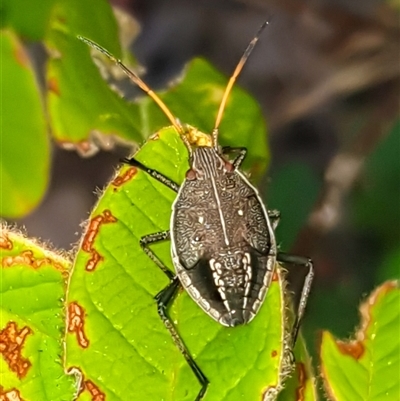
<box><xmin>79</xmin><ymin>21</ymin><xmax>313</xmax><ymax>401</ymax></box>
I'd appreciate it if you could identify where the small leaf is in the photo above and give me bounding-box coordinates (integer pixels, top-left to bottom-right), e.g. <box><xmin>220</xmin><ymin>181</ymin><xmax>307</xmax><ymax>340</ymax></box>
<box><xmin>0</xmin><ymin>30</ymin><xmax>50</xmax><ymax>218</ymax></box>
<box><xmin>66</xmin><ymin>128</ymin><xmax>297</xmax><ymax>400</ymax></box>
<box><xmin>0</xmin><ymin>224</ymin><xmax>76</xmax><ymax>401</ymax></box>
<box><xmin>320</xmin><ymin>281</ymin><xmax>400</xmax><ymax>401</ymax></box>
<box><xmin>277</xmin><ymin>336</ymin><xmax>318</xmax><ymax>401</ymax></box>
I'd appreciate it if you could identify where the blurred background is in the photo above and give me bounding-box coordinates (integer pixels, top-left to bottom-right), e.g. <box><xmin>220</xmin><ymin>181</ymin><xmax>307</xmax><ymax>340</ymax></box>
<box><xmin>5</xmin><ymin>0</ymin><xmax>400</xmax><ymax>374</ymax></box>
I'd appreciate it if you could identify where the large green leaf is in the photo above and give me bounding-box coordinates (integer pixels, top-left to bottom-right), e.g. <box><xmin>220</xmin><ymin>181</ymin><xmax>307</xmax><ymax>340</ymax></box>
<box><xmin>45</xmin><ymin>0</ymin><xmax>129</xmax><ymax>148</ymax></box>
<box><xmin>0</xmin><ymin>225</ymin><xmax>76</xmax><ymax>400</ymax></box>
<box><xmin>1</xmin><ymin>0</ymin><xmax>120</xmax><ymax>218</ymax></box>
<box><xmin>1</xmin><ymin>0</ymin><xmax>57</xmax><ymax>40</ymax></box>
<box><xmin>2</xmin><ymin>0</ymin><xmax>268</xmax><ymax>219</ymax></box>
<box><xmin>320</xmin><ymin>281</ymin><xmax>400</xmax><ymax>401</ymax></box>
<box><xmin>65</xmin><ymin>127</ymin><xmax>310</xmax><ymax>400</ymax></box>
<box><xmin>47</xmin><ymin>21</ymin><xmax>269</xmax><ymax>177</ymax></box>
<box><xmin>0</xmin><ymin>30</ymin><xmax>50</xmax><ymax>218</ymax></box>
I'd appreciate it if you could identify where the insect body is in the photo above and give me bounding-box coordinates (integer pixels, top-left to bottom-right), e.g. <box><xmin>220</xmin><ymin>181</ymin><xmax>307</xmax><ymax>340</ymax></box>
<box><xmin>80</xmin><ymin>21</ymin><xmax>313</xmax><ymax>401</ymax></box>
<box><xmin>171</xmin><ymin>146</ymin><xmax>276</xmax><ymax>327</ymax></box>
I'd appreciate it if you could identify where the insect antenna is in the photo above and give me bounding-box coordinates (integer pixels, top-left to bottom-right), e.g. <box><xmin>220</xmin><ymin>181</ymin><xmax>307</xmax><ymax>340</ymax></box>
<box><xmin>212</xmin><ymin>21</ymin><xmax>268</xmax><ymax>148</ymax></box>
<box><xmin>78</xmin><ymin>36</ymin><xmax>191</xmax><ymax>148</ymax></box>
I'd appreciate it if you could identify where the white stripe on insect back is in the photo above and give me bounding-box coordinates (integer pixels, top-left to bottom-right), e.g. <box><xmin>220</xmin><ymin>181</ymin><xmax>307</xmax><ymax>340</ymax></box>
<box><xmin>209</xmin><ymin>258</ymin><xmax>231</xmax><ymax>313</ymax></box>
<box><xmin>209</xmin><ymin>174</ymin><xmax>229</xmax><ymax>246</ymax></box>
<box><xmin>209</xmin><ymin>251</ymin><xmax>252</xmax><ymax>314</ymax></box>
<box><xmin>242</xmin><ymin>252</ymin><xmax>252</xmax><ymax>309</ymax></box>
<box><xmin>195</xmin><ymin>148</ymin><xmax>230</xmax><ymax>246</ymax></box>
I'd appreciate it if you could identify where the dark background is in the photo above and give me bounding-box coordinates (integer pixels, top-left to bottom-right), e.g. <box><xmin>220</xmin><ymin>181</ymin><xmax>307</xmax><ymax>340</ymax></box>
<box><xmin>15</xmin><ymin>0</ymin><xmax>400</xmax><ymax>364</ymax></box>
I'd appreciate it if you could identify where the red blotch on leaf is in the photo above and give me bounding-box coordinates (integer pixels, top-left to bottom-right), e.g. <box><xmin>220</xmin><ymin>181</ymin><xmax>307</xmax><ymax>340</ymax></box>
<box><xmin>2</xmin><ymin>250</ymin><xmax>66</xmax><ymax>274</ymax></box>
<box><xmin>82</xmin><ymin>210</ymin><xmax>117</xmax><ymax>271</ymax></box>
<box><xmin>0</xmin><ymin>386</ymin><xmax>25</xmax><ymax>401</ymax></box>
<box><xmin>271</xmin><ymin>350</ymin><xmax>278</xmax><ymax>358</ymax></box>
<box><xmin>85</xmin><ymin>380</ymin><xmax>105</xmax><ymax>401</ymax></box>
<box><xmin>0</xmin><ymin>322</ymin><xmax>32</xmax><ymax>379</ymax></box>
<box><xmin>334</xmin><ymin>282</ymin><xmax>398</xmax><ymax>361</ymax></box>
<box><xmin>336</xmin><ymin>339</ymin><xmax>364</xmax><ymax>360</ymax></box>
<box><xmin>13</xmin><ymin>46</ymin><xmax>29</xmax><ymax>69</ymax></box>
<box><xmin>295</xmin><ymin>362</ymin><xmax>307</xmax><ymax>401</ymax></box>
<box><xmin>2</xmin><ymin>250</ymin><xmax>36</xmax><ymax>268</ymax></box>
<box><xmin>86</xmin><ymin>250</ymin><xmax>103</xmax><ymax>272</ymax></box>
<box><xmin>272</xmin><ymin>270</ymin><xmax>279</xmax><ymax>282</ymax></box>
<box><xmin>112</xmin><ymin>167</ymin><xmax>137</xmax><ymax>187</ymax></box>
<box><xmin>67</xmin><ymin>302</ymin><xmax>89</xmax><ymax>348</ymax></box>
<box><xmin>0</xmin><ymin>233</ymin><xmax>13</xmax><ymax>250</ymax></box>
<box><xmin>48</xmin><ymin>77</ymin><xmax>60</xmax><ymax>95</ymax></box>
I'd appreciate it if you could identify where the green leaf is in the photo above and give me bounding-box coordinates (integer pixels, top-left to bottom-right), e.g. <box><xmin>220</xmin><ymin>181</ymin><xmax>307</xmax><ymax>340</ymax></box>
<box><xmin>45</xmin><ymin>0</ymin><xmax>134</xmax><ymax>144</ymax></box>
<box><xmin>0</xmin><ymin>30</ymin><xmax>50</xmax><ymax>218</ymax></box>
<box><xmin>320</xmin><ymin>281</ymin><xmax>400</xmax><ymax>401</ymax></box>
<box><xmin>2</xmin><ymin>0</ymin><xmax>57</xmax><ymax>40</ymax></box>
<box><xmin>277</xmin><ymin>336</ymin><xmax>318</xmax><ymax>401</ymax></box>
<box><xmin>65</xmin><ymin>127</ymin><xmax>301</xmax><ymax>400</ymax></box>
<box><xmin>378</xmin><ymin>248</ymin><xmax>400</xmax><ymax>282</ymax></box>
<box><xmin>144</xmin><ymin>58</ymin><xmax>269</xmax><ymax>178</ymax></box>
<box><xmin>0</xmin><ymin>224</ymin><xmax>76</xmax><ymax>400</ymax></box>
<box><xmin>267</xmin><ymin>162</ymin><xmax>319</xmax><ymax>249</ymax></box>
<box><xmin>45</xmin><ymin>0</ymin><xmax>132</xmax><ymax>148</ymax></box>
<box><xmin>352</xmin><ymin>119</ymin><xmax>400</xmax><ymax>245</ymax></box>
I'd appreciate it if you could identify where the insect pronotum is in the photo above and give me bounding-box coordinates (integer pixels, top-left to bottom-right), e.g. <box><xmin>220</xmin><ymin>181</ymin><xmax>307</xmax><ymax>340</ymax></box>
<box><xmin>79</xmin><ymin>21</ymin><xmax>314</xmax><ymax>401</ymax></box>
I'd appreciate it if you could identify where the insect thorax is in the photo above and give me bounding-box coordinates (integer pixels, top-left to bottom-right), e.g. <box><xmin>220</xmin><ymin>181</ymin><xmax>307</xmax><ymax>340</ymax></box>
<box><xmin>171</xmin><ymin>147</ymin><xmax>276</xmax><ymax>327</ymax></box>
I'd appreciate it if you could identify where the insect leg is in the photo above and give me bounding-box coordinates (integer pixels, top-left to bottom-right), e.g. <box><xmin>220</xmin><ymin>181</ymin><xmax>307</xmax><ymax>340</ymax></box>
<box><xmin>277</xmin><ymin>253</ymin><xmax>314</xmax><ymax>347</ymax></box>
<box><xmin>140</xmin><ymin>231</ymin><xmax>174</xmax><ymax>280</ymax></box>
<box><xmin>142</xmin><ymin>234</ymin><xmax>209</xmax><ymax>398</ymax></box>
<box><xmin>156</xmin><ymin>277</ymin><xmax>209</xmax><ymax>401</ymax></box>
<box><xmin>122</xmin><ymin>157</ymin><xmax>180</xmax><ymax>192</ymax></box>
<box><xmin>222</xmin><ymin>146</ymin><xmax>247</xmax><ymax>169</ymax></box>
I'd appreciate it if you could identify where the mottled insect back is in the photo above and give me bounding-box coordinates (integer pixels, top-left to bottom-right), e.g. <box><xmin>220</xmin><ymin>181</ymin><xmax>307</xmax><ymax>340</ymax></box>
<box><xmin>79</xmin><ymin>20</ymin><xmax>313</xmax><ymax>401</ymax></box>
<box><xmin>171</xmin><ymin>146</ymin><xmax>277</xmax><ymax>327</ymax></box>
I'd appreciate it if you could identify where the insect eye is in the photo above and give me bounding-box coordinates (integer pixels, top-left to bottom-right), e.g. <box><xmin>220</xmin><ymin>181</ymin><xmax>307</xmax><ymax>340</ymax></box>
<box><xmin>186</xmin><ymin>169</ymin><xmax>197</xmax><ymax>180</ymax></box>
